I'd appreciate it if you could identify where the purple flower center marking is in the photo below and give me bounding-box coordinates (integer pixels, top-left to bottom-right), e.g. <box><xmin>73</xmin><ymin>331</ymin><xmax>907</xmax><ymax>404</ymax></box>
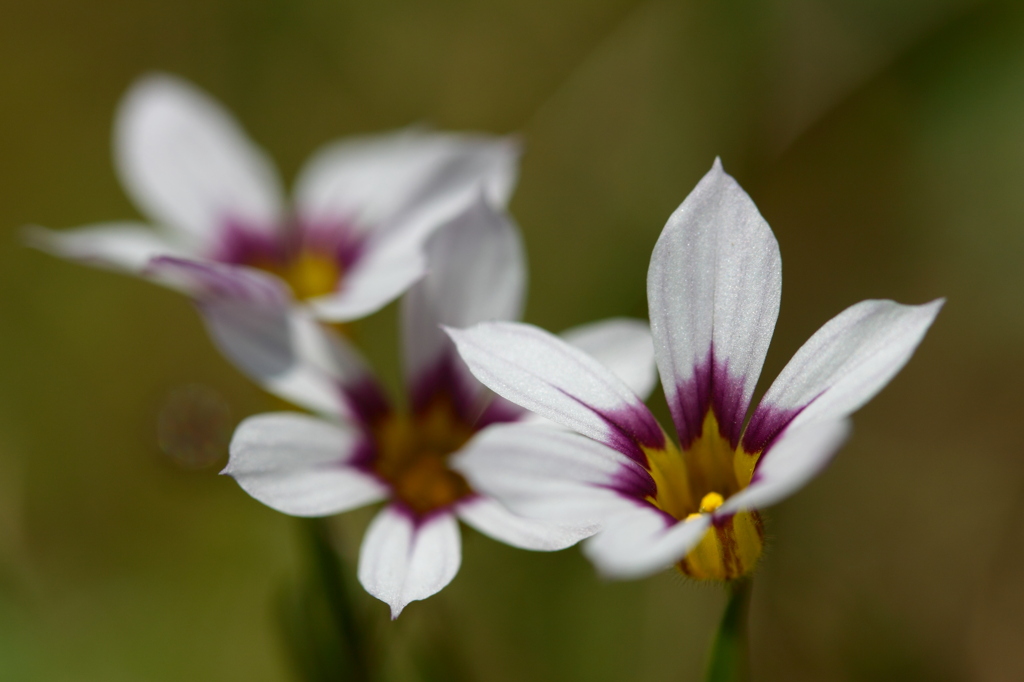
<box><xmin>211</xmin><ymin>215</ymin><xmax>365</xmax><ymax>300</ymax></box>
<box><xmin>355</xmin><ymin>355</ymin><xmax>524</xmax><ymax>521</ymax></box>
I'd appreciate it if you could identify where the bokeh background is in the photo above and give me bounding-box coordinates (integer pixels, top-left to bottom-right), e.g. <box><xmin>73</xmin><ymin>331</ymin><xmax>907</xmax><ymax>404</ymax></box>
<box><xmin>2</xmin><ymin>0</ymin><xmax>1023</xmax><ymax>679</ymax></box>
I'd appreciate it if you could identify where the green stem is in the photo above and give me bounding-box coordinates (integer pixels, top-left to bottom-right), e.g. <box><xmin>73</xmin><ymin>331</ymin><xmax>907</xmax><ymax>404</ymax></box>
<box><xmin>279</xmin><ymin>517</ymin><xmax>374</xmax><ymax>682</ymax></box>
<box><xmin>305</xmin><ymin>517</ymin><xmax>372</xmax><ymax>682</ymax></box>
<box><xmin>704</xmin><ymin>579</ymin><xmax>752</xmax><ymax>682</ymax></box>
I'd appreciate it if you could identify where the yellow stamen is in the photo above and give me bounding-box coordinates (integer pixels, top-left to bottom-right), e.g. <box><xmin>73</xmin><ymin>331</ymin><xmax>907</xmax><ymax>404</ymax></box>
<box><xmin>699</xmin><ymin>492</ymin><xmax>724</xmax><ymax>513</ymax></box>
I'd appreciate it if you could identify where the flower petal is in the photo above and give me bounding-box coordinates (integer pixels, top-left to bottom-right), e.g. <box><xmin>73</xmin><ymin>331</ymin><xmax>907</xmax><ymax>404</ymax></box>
<box><xmin>145</xmin><ymin>255</ymin><xmax>289</xmax><ymax>302</ymax></box>
<box><xmin>147</xmin><ymin>257</ymin><xmax>388</xmax><ymax>420</ymax></box>
<box><xmin>718</xmin><ymin>419</ymin><xmax>851</xmax><ymax>516</ymax></box>
<box><xmin>402</xmin><ymin>195</ymin><xmax>526</xmax><ymax>413</ymax></box>
<box><xmin>305</xmin><ymin>228</ymin><xmax>430</xmax><ymax>321</ymax></box>
<box><xmin>647</xmin><ymin>159</ymin><xmax>781</xmax><ymax>447</ymax></box>
<box><xmin>307</xmin><ymin>232</ymin><xmax>428</xmax><ymax>321</ymax></box>
<box><xmin>116</xmin><ymin>74</ymin><xmax>284</xmax><ymax>246</ymax></box>
<box><xmin>456</xmin><ymin>496</ymin><xmax>593</xmax><ymax>551</ymax></box>
<box><xmin>24</xmin><ymin>222</ymin><xmax>185</xmax><ymax>273</ymax></box>
<box><xmin>358</xmin><ymin>507</ymin><xmax>462</xmax><ymax>619</ymax></box>
<box><xmin>452</xmin><ymin>423</ymin><xmax>648</xmax><ymax>528</ymax></box>
<box><xmin>446</xmin><ymin>322</ymin><xmax>664</xmax><ymax>461</ymax></box>
<box><xmin>582</xmin><ymin>504</ymin><xmax>712</xmax><ymax>580</ymax></box>
<box><xmin>295</xmin><ymin>128</ymin><xmax>520</xmax><ymax>240</ymax></box>
<box><xmin>743</xmin><ymin>299</ymin><xmax>943</xmax><ymax>453</ymax></box>
<box><xmin>224</xmin><ymin>412</ymin><xmax>386</xmax><ymax>517</ymax></box>
<box><xmin>560</xmin><ymin>318</ymin><xmax>657</xmax><ymax>401</ymax></box>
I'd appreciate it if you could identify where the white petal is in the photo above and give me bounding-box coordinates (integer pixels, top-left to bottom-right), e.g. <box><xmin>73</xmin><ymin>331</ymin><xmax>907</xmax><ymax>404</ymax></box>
<box><xmin>306</xmin><ymin>232</ymin><xmax>428</xmax><ymax>322</ymax></box>
<box><xmin>24</xmin><ymin>222</ymin><xmax>186</xmax><ymax>273</ymax></box>
<box><xmin>358</xmin><ymin>507</ymin><xmax>462</xmax><ymax>619</ymax></box>
<box><xmin>744</xmin><ymin>299</ymin><xmax>943</xmax><ymax>452</ymax></box>
<box><xmin>456</xmin><ymin>496</ymin><xmax>592</xmax><ymax>551</ymax></box>
<box><xmin>561</xmin><ymin>318</ymin><xmax>657</xmax><ymax>401</ymax></box>
<box><xmin>647</xmin><ymin>159</ymin><xmax>781</xmax><ymax>446</ymax></box>
<box><xmin>402</xmin><ymin>195</ymin><xmax>526</xmax><ymax>408</ymax></box>
<box><xmin>203</xmin><ymin>303</ymin><xmax>364</xmax><ymax>417</ymax></box>
<box><xmin>299</xmin><ymin>131</ymin><xmax>521</xmax><ymax>323</ymax></box>
<box><xmin>148</xmin><ymin>257</ymin><xmax>385</xmax><ymax>420</ymax></box>
<box><xmin>224</xmin><ymin>412</ymin><xmax>387</xmax><ymax>517</ymax></box>
<box><xmin>718</xmin><ymin>419</ymin><xmax>851</xmax><ymax>516</ymax></box>
<box><xmin>452</xmin><ymin>423</ymin><xmax>645</xmax><ymax>528</ymax></box>
<box><xmin>146</xmin><ymin>255</ymin><xmax>290</xmax><ymax>302</ymax></box>
<box><xmin>115</xmin><ymin>74</ymin><xmax>284</xmax><ymax>246</ymax></box>
<box><xmin>295</xmin><ymin>128</ymin><xmax>520</xmax><ymax>238</ymax></box>
<box><xmin>582</xmin><ymin>504</ymin><xmax>712</xmax><ymax>580</ymax></box>
<box><xmin>446</xmin><ymin>322</ymin><xmax>665</xmax><ymax>460</ymax></box>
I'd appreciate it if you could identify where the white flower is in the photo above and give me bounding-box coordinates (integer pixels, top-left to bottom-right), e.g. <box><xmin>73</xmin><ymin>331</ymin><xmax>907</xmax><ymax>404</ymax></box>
<box><xmin>222</xmin><ymin>196</ymin><xmax>658</xmax><ymax>617</ymax></box>
<box><xmin>27</xmin><ymin>73</ymin><xmax>519</xmax><ymax>322</ymax></box>
<box><xmin>447</xmin><ymin>159</ymin><xmax>943</xmax><ymax>581</ymax></box>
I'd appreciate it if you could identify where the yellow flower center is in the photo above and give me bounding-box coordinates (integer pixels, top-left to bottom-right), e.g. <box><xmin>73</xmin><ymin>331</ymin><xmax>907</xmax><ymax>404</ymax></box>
<box><xmin>251</xmin><ymin>250</ymin><xmax>342</xmax><ymax>301</ymax></box>
<box><xmin>371</xmin><ymin>397</ymin><xmax>474</xmax><ymax>515</ymax></box>
<box><xmin>643</xmin><ymin>411</ymin><xmax>766</xmax><ymax>581</ymax></box>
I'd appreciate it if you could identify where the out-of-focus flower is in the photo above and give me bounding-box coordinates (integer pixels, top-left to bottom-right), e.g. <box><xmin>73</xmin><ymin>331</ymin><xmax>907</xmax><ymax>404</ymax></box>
<box><xmin>28</xmin><ymin>73</ymin><xmax>519</xmax><ymax>322</ymax></box>
<box><xmin>447</xmin><ymin>159</ymin><xmax>943</xmax><ymax>581</ymax></box>
<box><xmin>223</xmin><ymin>196</ymin><xmax>657</xmax><ymax>617</ymax></box>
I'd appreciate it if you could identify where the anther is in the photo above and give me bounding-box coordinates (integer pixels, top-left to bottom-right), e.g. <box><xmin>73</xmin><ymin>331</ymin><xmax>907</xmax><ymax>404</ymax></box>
<box><xmin>699</xmin><ymin>492</ymin><xmax>724</xmax><ymax>514</ymax></box>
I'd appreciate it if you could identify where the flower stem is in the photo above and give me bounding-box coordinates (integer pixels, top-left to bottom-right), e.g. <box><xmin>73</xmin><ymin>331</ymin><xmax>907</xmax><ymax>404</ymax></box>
<box><xmin>279</xmin><ymin>517</ymin><xmax>374</xmax><ymax>682</ymax></box>
<box><xmin>704</xmin><ymin>578</ymin><xmax>752</xmax><ymax>682</ymax></box>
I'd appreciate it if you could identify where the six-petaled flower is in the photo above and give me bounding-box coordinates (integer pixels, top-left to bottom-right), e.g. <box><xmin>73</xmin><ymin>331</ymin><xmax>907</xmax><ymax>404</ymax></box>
<box><xmin>448</xmin><ymin>159</ymin><xmax>943</xmax><ymax>581</ymax></box>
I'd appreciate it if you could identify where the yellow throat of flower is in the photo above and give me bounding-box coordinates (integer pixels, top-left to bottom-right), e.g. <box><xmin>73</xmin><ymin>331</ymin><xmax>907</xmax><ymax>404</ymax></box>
<box><xmin>372</xmin><ymin>397</ymin><xmax>474</xmax><ymax>515</ymax></box>
<box><xmin>251</xmin><ymin>250</ymin><xmax>341</xmax><ymax>301</ymax></box>
<box><xmin>643</xmin><ymin>410</ymin><xmax>765</xmax><ymax>581</ymax></box>
<box><xmin>284</xmin><ymin>250</ymin><xmax>342</xmax><ymax>300</ymax></box>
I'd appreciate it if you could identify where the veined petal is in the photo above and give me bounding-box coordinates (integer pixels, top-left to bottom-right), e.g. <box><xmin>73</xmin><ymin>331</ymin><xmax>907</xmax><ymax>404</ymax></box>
<box><xmin>718</xmin><ymin>419</ymin><xmax>851</xmax><ymax>516</ymax></box>
<box><xmin>560</xmin><ymin>318</ymin><xmax>657</xmax><ymax>401</ymax></box>
<box><xmin>358</xmin><ymin>507</ymin><xmax>462</xmax><ymax>619</ymax></box>
<box><xmin>224</xmin><ymin>412</ymin><xmax>386</xmax><ymax>517</ymax></box>
<box><xmin>582</xmin><ymin>504</ymin><xmax>712</xmax><ymax>580</ymax></box>
<box><xmin>295</xmin><ymin>128</ymin><xmax>520</xmax><ymax>239</ymax></box>
<box><xmin>743</xmin><ymin>299</ymin><xmax>943</xmax><ymax>453</ymax></box>
<box><xmin>402</xmin><ymin>195</ymin><xmax>526</xmax><ymax>413</ymax></box>
<box><xmin>148</xmin><ymin>257</ymin><xmax>388</xmax><ymax>420</ymax></box>
<box><xmin>24</xmin><ymin>222</ymin><xmax>186</xmax><ymax>273</ymax></box>
<box><xmin>456</xmin><ymin>496</ymin><xmax>594</xmax><ymax>551</ymax></box>
<box><xmin>447</xmin><ymin>322</ymin><xmax>664</xmax><ymax>461</ymax></box>
<box><xmin>648</xmin><ymin>159</ymin><xmax>781</xmax><ymax>447</ymax></box>
<box><xmin>452</xmin><ymin>423</ymin><xmax>650</xmax><ymax>528</ymax></box>
<box><xmin>115</xmin><ymin>74</ymin><xmax>284</xmax><ymax>246</ymax></box>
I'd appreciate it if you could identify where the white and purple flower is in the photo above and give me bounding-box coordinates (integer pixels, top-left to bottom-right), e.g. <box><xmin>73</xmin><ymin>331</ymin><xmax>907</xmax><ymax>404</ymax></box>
<box><xmin>223</xmin><ymin>196</ymin><xmax>657</xmax><ymax>616</ymax></box>
<box><xmin>447</xmin><ymin>160</ymin><xmax>943</xmax><ymax>581</ymax></box>
<box><xmin>28</xmin><ymin>73</ymin><xmax>518</xmax><ymax>322</ymax></box>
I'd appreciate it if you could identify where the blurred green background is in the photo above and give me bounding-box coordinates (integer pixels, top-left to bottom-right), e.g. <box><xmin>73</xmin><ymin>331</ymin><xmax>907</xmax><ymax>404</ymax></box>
<box><xmin>2</xmin><ymin>0</ymin><xmax>1023</xmax><ymax>679</ymax></box>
